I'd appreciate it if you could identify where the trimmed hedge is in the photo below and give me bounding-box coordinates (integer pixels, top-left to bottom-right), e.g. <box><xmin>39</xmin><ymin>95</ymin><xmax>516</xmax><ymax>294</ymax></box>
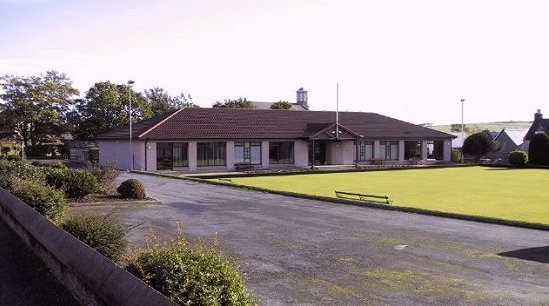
<box><xmin>508</xmin><ymin>150</ymin><xmax>528</xmax><ymax>166</ymax></box>
<box><xmin>117</xmin><ymin>179</ymin><xmax>146</xmax><ymax>199</ymax></box>
<box><xmin>127</xmin><ymin>236</ymin><xmax>253</xmax><ymax>306</ymax></box>
<box><xmin>46</xmin><ymin>168</ymin><xmax>99</xmax><ymax>199</ymax></box>
<box><xmin>62</xmin><ymin>213</ymin><xmax>128</xmax><ymax>262</ymax></box>
<box><xmin>11</xmin><ymin>179</ymin><xmax>67</xmax><ymax>222</ymax></box>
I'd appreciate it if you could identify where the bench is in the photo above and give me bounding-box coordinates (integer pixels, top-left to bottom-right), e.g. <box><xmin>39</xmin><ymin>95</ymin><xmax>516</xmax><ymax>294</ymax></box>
<box><xmin>370</xmin><ymin>158</ymin><xmax>383</xmax><ymax>165</ymax></box>
<box><xmin>335</xmin><ymin>190</ymin><xmax>392</xmax><ymax>204</ymax></box>
<box><xmin>234</xmin><ymin>163</ymin><xmax>254</xmax><ymax>171</ymax></box>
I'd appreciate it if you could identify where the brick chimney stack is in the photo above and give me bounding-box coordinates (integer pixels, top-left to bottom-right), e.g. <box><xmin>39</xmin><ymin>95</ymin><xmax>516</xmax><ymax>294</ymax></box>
<box><xmin>534</xmin><ymin>109</ymin><xmax>543</xmax><ymax>121</ymax></box>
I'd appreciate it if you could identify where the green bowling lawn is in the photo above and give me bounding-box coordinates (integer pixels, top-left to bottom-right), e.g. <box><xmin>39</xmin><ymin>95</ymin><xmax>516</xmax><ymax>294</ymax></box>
<box><xmin>219</xmin><ymin>166</ymin><xmax>549</xmax><ymax>225</ymax></box>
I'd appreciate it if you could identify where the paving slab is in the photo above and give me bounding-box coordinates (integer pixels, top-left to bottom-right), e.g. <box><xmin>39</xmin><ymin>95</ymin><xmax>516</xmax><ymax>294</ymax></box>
<box><xmin>71</xmin><ymin>172</ymin><xmax>549</xmax><ymax>305</ymax></box>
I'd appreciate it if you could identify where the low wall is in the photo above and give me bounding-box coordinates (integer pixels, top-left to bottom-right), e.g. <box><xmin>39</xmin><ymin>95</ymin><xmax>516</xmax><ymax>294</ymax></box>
<box><xmin>0</xmin><ymin>188</ymin><xmax>175</xmax><ymax>306</ymax></box>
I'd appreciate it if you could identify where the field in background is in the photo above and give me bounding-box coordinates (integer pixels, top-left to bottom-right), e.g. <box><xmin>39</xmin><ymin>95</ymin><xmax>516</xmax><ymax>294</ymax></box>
<box><xmin>432</xmin><ymin>121</ymin><xmax>532</xmax><ymax>133</ymax></box>
<box><xmin>219</xmin><ymin>167</ymin><xmax>548</xmax><ymax>225</ymax></box>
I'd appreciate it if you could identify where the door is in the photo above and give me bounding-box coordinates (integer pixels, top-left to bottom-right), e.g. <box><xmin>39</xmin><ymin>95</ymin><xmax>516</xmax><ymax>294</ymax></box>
<box><xmin>156</xmin><ymin>143</ymin><xmax>173</xmax><ymax>170</ymax></box>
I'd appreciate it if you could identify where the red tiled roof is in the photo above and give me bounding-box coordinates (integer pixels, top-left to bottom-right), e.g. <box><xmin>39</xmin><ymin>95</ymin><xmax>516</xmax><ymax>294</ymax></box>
<box><xmin>97</xmin><ymin>108</ymin><xmax>455</xmax><ymax>140</ymax></box>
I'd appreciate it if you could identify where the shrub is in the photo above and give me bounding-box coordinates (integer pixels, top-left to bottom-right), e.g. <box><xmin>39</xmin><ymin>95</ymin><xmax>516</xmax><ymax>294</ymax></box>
<box><xmin>1</xmin><ymin>145</ymin><xmax>12</xmax><ymax>157</ymax></box>
<box><xmin>127</xmin><ymin>236</ymin><xmax>253</xmax><ymax>306</ymax></box>
<box><xmin>88</xmin><ymin>147</ymin><xmax>99</xmax><ymax>164</ymax></box>
<box><xmin>451</xmin><ymin>149</ymin><xmax>462</xmax><ymax>163</ymax></box>
<box><xmin>46</xmin><ymin>168</ymin><xmax>99</xmax><ymax>199</ymax></box>
<box><xmin>462</xmin><ymin>132</ymin><xmax>494</xmax><ymax>161</ymax></box>
<box><xmin>508</xmin><ymin>150</ymin><xmax>528</xmax><ymax>166</ymax></box>
<box><xmin>87</xmin><ymin>163</ymin><xmax>120</xmax><ymax>193</ymax></box>
<box><xmin>0</xmin><ymin>160</ymin><xmax>47</xmax><ymax>183</ymax></box>
<box><xmin>11</xmin><ymin>179</ymin><xmax>67</xmax><ymax>222</ymax></box>
<box><xmin>528</xmin><ymin>133</ymin><xmax>549</xmax><ymax>165</ymax></box>
<box><xmin>117</xmin><ymin>179</ymin><xmax>146</xmax><ymax>199</ymax></box>
<box><xmin>62</xmin><ymin>213</ymin><xmax>128</xmax><ymax>262</ymax></box>
<box><xmin>7</xmin><ymin>154</ymin><xmax>21</xmax><ymax>161</ymax></box>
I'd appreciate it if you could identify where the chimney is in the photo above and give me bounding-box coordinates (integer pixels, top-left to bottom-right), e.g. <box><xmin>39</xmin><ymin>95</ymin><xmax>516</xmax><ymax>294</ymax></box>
<box><xmin>296</xmin><ymin>87</ymin><xmax>308</xmax><ymax>109</ymax></box>
<box><xmin>535</xmin><ymin>109</ymin><xmax>543</xmax><ymax>121</ymax></box>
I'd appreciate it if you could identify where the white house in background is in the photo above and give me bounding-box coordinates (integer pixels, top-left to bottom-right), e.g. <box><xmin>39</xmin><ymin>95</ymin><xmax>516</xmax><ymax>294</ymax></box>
<box><xmin>95</xmin><ymin>107</ymin><xmax>455</xmax><ymax>172</ymax></box>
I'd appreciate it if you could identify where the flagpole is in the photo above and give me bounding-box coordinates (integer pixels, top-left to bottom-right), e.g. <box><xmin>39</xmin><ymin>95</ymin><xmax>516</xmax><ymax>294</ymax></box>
<box><xmin>336</xmin><ymin>83</ymin><xmax>339</xmax><ymax>140</ymax></box>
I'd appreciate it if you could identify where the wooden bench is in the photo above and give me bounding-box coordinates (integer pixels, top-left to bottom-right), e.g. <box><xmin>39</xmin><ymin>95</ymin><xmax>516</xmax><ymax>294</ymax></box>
<box><xmin>234</xmin><ymin>163</ymin><xmax>254</xmax><ymax>171</ymax></box>
<box><xmin>370</xmin><ymin>158</ymin><xmax>383</xmax><ymax>165</ymax></box>
<box><xmin>335</xmin><ymin>190</ymin><xmax>391</xmax><ymax>204</ymax></box>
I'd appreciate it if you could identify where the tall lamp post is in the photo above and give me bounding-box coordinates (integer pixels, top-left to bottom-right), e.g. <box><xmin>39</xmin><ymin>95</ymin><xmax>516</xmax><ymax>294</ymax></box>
<box><xmin>461</xmin><ymin>98</ymin><xmax>465</xmax><ymax>163</ymax></box>
<box><xmin>128</xmin><ymin>80</ymin><xmax>135</xmax><ymax>171</ymax></box>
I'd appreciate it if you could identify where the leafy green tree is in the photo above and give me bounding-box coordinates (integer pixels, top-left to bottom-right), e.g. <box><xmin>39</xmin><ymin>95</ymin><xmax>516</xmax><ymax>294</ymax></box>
<box><xmin>462</xmin><ymin>132</ymin><xmax>494</xmax><ymax>161</ymax></box>
<box><xmin>528</xmin><ymin>133</ymin><xmax>549</xmax><ymax>165</ymax></box>
<box><xmin>270</xmin><ymin>101</ymin><xmax>293</xmax><ymax>110</ymax></box>
<box><xmin>212</xmin><ymin>97</ymin><xmax>255</xmax><ymax>109</ymax></box>
<box><xmin>69</xmin><ymin>81</ymin><xmax>152</xmax><ymax>140</ymax></box>
<box><xmin>0</xmin><ymin>71</ymin><xmax>79</xmax><ymax>151</ymax></box>
<box><xmin>145</xmin><ymin>87</ymin><xmax>198</xmax><ymax>115</ymax></box>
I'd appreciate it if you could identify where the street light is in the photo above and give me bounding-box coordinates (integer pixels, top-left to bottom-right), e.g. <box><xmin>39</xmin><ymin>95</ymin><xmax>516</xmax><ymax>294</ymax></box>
<box><xmin>128</xmin><ymin>80</ymin><xmax>135</xmax><ymax>170</ymax></box>
<box><xmin>461</xmin><ymin>98</ymin><xmax>465</xmax><ymax>163</ymax></box>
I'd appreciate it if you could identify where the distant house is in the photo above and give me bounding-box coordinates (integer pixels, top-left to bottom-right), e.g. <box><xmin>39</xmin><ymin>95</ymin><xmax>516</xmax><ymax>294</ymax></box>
<box><xmin>96</xmin><ymin>107</ymin><xmax>455</xmax><ymax>172</ymax></box>
<box><xmin>484</xmin><ymin>129</ymin><xmax>529</xmax><ymax>160</ymax></box>
<box><xmin>449</xmin><ymin>132</ymin><xmax>465</xmax><ymax>149</ymax></box>
<box><xmin>250</xmin><ymin>88</ymin><xmax>309</xmax><ymax>110</ymax></box>
<box><xmin>523</xmin><ymin>109</ymin><xmax>549</xmax><ymax>151</ymax></box>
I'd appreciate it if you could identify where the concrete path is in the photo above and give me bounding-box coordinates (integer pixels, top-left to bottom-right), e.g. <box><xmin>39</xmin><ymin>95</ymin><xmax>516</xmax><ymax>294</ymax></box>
<box><xmin>0</xmin><ymin>219</ymin><xmax>80</xmax><ymax>305</ymax></box>
<box><xmin>72</xmin><ymin>172</ymin><xmax>549</xmax><ymax>305</ymax></box>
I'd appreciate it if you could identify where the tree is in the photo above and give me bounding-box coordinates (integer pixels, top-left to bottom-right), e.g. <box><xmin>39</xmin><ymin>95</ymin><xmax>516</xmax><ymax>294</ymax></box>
<box><xmin>528</xmin><ymin>133</ymin><xmax>549</xmax><ymax>165</ymax></box>
<box><xmin>0</xmin><ymin>71</ymin><xmax>79</xmax><ymax>151</ymax></box>
<box><xmin>462</xmin><ymin>132</ymin><xmax>494</xmax><ymax>161</ymax></box>
<box><xmin>270</xmin><ymin>101</ymin><xmax>293</xmax><ymax>110</ymax></box>
<box><xmin>69</xmin><ymin>81</ymin><xmax>152</xmax><ymax>140</ymax></box>
<box><xmin>212</xmin><ymin>97</ymin><xmax>255</xmax><ymax>109</ymax></box>
<box><xmin>144</xmin><ymin>87</ymin><xmax>199</xmax><ymax>116</ymax></box>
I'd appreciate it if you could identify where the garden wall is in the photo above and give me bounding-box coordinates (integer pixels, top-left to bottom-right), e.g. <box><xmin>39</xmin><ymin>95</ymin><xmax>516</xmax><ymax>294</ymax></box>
<box><xmin>0</xmin><ymin>187</ymin><xmax>175</xmax><ymax>306</ymax></box>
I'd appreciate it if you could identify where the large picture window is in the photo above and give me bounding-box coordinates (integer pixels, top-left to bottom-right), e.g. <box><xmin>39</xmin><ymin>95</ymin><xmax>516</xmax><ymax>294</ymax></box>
<box><xmin>380</xmin><ymin>141</ymin><xmax>399</xmax><ymax>160</ymax></box>
<box><xmin>173</xmin><ymin>143</ymin><xmax>188</xmax><ymax>167</ymax></box>
<box><xmin>356</xmin><ymin>141</ymin><xmax>374</xmax><ymax>161</ymax></box>
<box><xmin>197</xmin><ymin>142</ymin><xmax>226</xmax><ymax>166</ymax></box>
<box><xmin>404</xmin><ymin>141</ymin><xmax>421</xmax><ymax>160</ymax></box>
<box><xmin>269</xmin><ymin>142</ymin><xmax>294</xmax><ymax>164</ymax></box>
<box><xmin>234</xmin><ymin>142</ymin><xmax>262</xmax><ymax>165</ymax></box>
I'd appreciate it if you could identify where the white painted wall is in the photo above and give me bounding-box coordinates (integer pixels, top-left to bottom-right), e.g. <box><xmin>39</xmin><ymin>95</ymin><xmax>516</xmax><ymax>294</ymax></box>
<box><xmin>294</xmin><ymin>140</ymin><xmax>309</xmax><ymax>167</ymax></box>
<box><xmin>188</xmin><ymin>141</ymin><xmax>197</xmax><ymax>171</ymax></box>
<box><xmin>398</xmin><ymin>141</ymin><xmax>405</xmax><ymax>161</ymax></box>
<box><xmin>98</xmin><ymin>140</ymin><xmax>146</xmax><ymax>170</ymax></box>
<box><xmin>226</xmin><ymin>141</ymin><xmax>235</xmax><ymax>170</ymax></box>
<box><xmin>145</xmin><ymin>141</ymin><xmax>156</xmax><ymax>171</ymax></box>
<box><xmin>261</xmin><ymin>141</ymin><xmax>270</xmax><ymax>169</ymax></box>
<box><xmin>443</xmin><ymin>139</ymin><xmax>452</xmax><ymax>162</ymax></box>
<box><xmin>373</xmin><ymin>140</ymin><xmax>381</xmax><ymax>159</ymax></box>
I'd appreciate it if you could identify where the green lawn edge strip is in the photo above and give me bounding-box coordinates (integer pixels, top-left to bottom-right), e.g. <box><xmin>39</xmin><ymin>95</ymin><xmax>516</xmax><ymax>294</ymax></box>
<box><xmin>131</xmin><ymin>170</ymin><xmax>549</xmax><ymax>231</ymax></box>
<box><xmin>188</xmin><ymin>164</ymin><xmax>477</xmax><ymax>179</ymax></box>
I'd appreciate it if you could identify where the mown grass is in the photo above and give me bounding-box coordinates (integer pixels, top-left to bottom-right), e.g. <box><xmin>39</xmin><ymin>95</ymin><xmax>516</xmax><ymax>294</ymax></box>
<box><xmin>220</xmin><ymin>167</ymin><xmax>549</xmax><ymax>225</ymax></box>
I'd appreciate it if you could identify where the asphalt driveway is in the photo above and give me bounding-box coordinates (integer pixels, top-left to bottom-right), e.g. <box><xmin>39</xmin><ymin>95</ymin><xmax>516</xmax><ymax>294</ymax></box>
<box><xmin>72</xmin><ymin>172</ymin><xmax>549</xmax><ymax>305</ymax></box>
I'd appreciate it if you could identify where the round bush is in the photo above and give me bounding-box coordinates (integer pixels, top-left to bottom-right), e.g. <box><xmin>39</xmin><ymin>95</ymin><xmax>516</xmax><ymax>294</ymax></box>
<box><xmin>462</xmin><ymin>133</ymin><xmax>494</xmax><ymax>161</ymax></box>
<box><xmin>117</xmin><ymin>179</ymin><xmax>146</xmax><ymax>199</ymax></box>
<box><xmin>46</xmin><ymin>168</ymin><xmax>99</xmax><ymax>199</ymax></box>
<box><xmin>62</xmin><ymin>213</ymin><xmax>128</xmax><ymax>262</ymax></box>
<box><xmin>11</xmin><ymin>179</ymin><xmax>67</xmax><ymax>222</ymax></box>
<box><xmin>127</xmin><ymin>238</ymin><xmax>253</xmax><ymax>305</ymax></box>
<box><xmin>508</xmin><ymin>150</ymin><xmax>528</xmax><ymax>166</ymax></box>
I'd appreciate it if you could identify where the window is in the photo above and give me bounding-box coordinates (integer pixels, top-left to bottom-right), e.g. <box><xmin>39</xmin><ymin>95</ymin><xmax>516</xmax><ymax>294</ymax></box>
<box><xmin>197</xmin><ymin>142</ymin><xmax>226</xmax><ymax>166</ymax></box>
<box><xmin>356</xmin><ymin>141</ymin><xmax>374</xmax><ymax>161</ymax></box>
<box><xmin>269</xmin><ymin>142</ymin><xmax>294</xmax><ymax>164</ymax></box>
<box><xmin>156</xmin><ymin>143</ymin><xmax>173</xmax><ymax>170</ymax></box>
<box><xmin>404</xmin><ymin>141</ymin><xmax>421</xmax><ymax>159</ymax></box>
<box><xmin>234</xmin><ymin>142</ymin><xmax>262</xmax><ymax>165</ymax></box>
<box><xmin>380</xmin><ymin>141</ymin><xmax>399</xmax><ymax>160</ymax></box>
<box><xmin>173</xmin><ymin>143</ymin><xmax>188</xmax><ymax>167</ymax></box>
<box><xmin>427</xmin><ymin>140</ymin><xmax>444</xmax><ymax>160</ymax></box>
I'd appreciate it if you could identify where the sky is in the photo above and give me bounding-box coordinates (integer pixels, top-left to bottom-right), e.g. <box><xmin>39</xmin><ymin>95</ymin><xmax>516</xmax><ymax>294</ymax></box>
<box><xmin>1</xmin><ymin>0</ymin><xmax>548</xmax><ymax>125</ymax></box>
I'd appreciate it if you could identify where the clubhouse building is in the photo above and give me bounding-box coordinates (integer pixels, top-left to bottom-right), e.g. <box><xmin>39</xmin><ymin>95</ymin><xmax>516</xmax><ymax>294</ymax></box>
<box><xmin>96</xmin><ymin>107</ymin><xmax>455</xmax><ymax>172</ymax></box>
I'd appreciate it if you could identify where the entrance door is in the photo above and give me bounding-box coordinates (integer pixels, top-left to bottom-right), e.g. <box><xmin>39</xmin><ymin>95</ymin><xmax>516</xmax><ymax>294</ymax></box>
<box><xmin>309</xmin><ymin>141</ymin><xmax>327</xmax><ymax>165</ymax></box>
<box><xmin>156</xmin><ymin>143</ymin><xmax>173</xmax><ymax>170</ymax></box>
